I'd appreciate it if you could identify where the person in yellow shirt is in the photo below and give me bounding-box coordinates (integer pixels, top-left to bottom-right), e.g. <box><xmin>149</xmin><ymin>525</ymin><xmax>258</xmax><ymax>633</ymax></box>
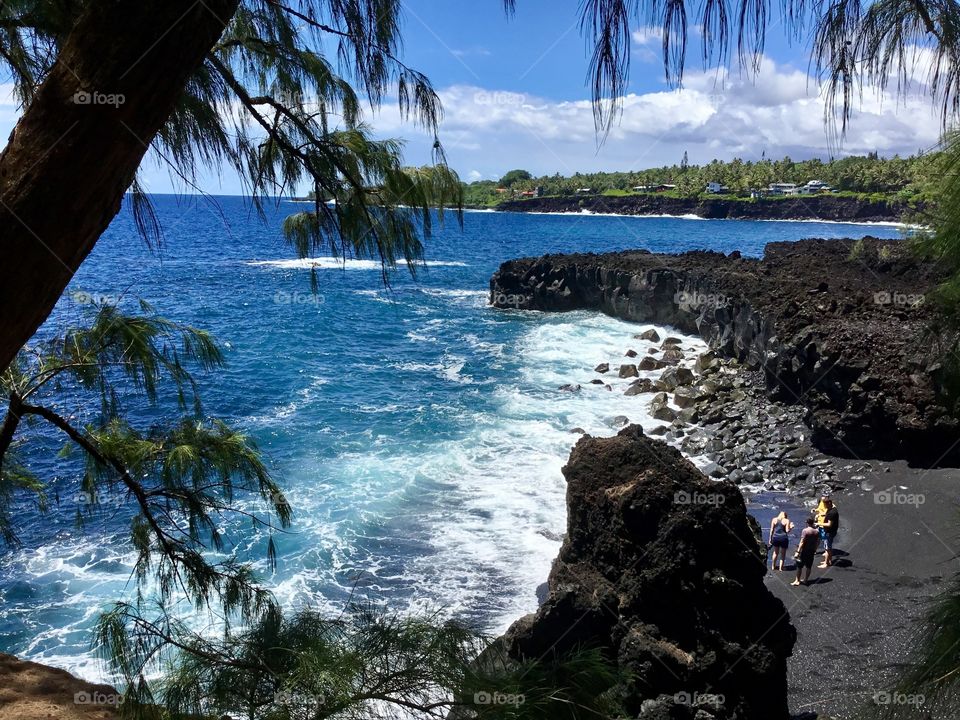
<box><xmin>817</xmin><ymin>495</ymin><xmax>840</xmax><ymax>567</ymax></box>
<box><xmin>815</xmin><ymin>496</ymin><xmax>829</xmax><ymax>527</ymax></box>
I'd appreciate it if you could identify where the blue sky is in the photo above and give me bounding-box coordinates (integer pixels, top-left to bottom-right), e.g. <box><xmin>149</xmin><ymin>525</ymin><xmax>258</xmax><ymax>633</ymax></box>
<box><xmin>396</xmin><ymin>0</ymin><xmax>794</xmax><ymax>99</ymax></box>
<box><xmin>1</xmin><ymin>1</ymin><xmax>931</xmax><ymax>194</ymax></box>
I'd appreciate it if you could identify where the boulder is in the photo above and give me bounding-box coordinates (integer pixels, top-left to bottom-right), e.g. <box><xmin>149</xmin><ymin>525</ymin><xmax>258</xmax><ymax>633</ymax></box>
<box><xmin>673</xmin><ymin>385</ymin><xmax>702</xmax><ymax>408</ymax></box>
<box><xmin>638</xmin><ymin>356</ymin><xmax>659</xmax><ymax>372</ymax></box>
<box><xmin>636</xmin><ymin>328</ymin><xmax>661</xmax><ymax>342</ymax></box>
<box><xmin>625</xmin><ymin>349</ymin><xmax>639</xmax><ymax>358</ymax></box>
<box><xmin>502</xmin><ymin>426</ymin><xmax>795</xmax><ymax>719</ymax></box>
<box><xmin>619</xmin><ymin>364</ymin><xmax>639</xmax><ymax>378</ymax></box>
<box><xmin>594</xmin><ymin>363</ymin><xmax>610</xmax><ymax>374</ymax></box>
<box><xmin>695</xmin><ymin>351</ymin><xmax>722</xmax><ymax>373</ymax></box>
<box><xmin>662</xmin><ymin>347</ymin><xmax>685</xmax><ymax>364</ymax></box>
<box><xmin>559</xmin><ymin>383</ymin><xmax>581</xmax><ymax>392</ymax></box>
<box><xmin>662</xmin><ymin>337</ymin><xmax>683</xmax><ymax>347</ymax></box>
<box><xmin>653</xmin><ymin>405</ymin><xmax>678</xmax><ymax>422</ymax></box>
<box><xmin>627</xmin><ymin>378</ymin><xmax>658</xmax><ymax>395</ymax></box>
<box><xmin>657</xmin><ymin>367</ymin><xmax>696</xmax><ymax>391</ymax></box>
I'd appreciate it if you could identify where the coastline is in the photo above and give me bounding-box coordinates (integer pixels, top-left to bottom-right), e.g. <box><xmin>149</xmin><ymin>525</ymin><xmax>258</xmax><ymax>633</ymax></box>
<box><xmin>489</xmin><ymin>236</ymin><xmax>959</xmax><ymax>719</ymax></box>
<box><xmin>485</xmin><ymin>206</ymin><xmax>912</xmax><ymax>229</ymax></box>
<box><xmin>488</xmin><ymin>193</ymin><xmax>913</xmax><ymax>224</ymax></box>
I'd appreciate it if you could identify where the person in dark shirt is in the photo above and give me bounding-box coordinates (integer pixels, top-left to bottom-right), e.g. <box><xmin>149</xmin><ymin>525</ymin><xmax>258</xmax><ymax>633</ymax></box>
<box><xmin>817</xmin><ymin>496</ymin><xmax>840</xmax><ymax>568</ymax></box>
<box><xmin>792</xmin><ymin>517</ymin><xmax>820</xmax><ymax>587</ymax></box>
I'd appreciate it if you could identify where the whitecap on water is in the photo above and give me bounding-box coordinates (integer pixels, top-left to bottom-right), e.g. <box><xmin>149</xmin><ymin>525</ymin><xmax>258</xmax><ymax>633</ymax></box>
<box><xmin>247</xmin><ymin>258</ymin><xmax>468</xmax><ymax>270</ymax></box>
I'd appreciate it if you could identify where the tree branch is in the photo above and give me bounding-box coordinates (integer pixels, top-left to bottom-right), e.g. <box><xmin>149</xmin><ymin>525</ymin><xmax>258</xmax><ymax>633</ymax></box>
<box><xmin>0</xmin><ymin>391</ymin><xmax>24</xmax><ymax>469</ymax></box>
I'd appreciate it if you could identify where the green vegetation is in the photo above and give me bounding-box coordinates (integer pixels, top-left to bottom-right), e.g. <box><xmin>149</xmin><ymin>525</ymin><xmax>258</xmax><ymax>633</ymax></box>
<box><xmin>149</xmin><ymin>605</ymin><xmax>623</xmax><ymax>719</ymax></box>
<box><xmin>0</xmin><ymin>299</ymin><xmax>290</xmax><ymax>667</ymax></box>
<box><xmin>463</xmin><ymin>153</ymin><xmax>939</xmax><ymax>207</ymax></box>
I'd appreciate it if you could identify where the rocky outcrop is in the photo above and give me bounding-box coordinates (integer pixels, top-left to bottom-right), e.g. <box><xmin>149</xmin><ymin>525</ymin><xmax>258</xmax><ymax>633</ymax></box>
<box><xmin>0</xmin><ymin>654</ymin><xmax>120</xmax><ymax>719</ymax></box>
<box><xmin>497</xmin><ymin>193</ymin><xmax>909</xmax><ymax>222</ymax></box>
<box><xmin>503</xmin><ymin>426</ymin><xmax>796</xmax><ymax>719</ymax></box>
<box><xmin>490</xmin><ymin>238</ymin><xmax>960</xmax><ymax>463</ymax></box>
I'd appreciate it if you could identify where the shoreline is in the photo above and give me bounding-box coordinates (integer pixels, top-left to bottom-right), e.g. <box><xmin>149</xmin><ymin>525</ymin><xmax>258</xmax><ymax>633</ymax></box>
<box><xmin>512</xmin><ymin>320</ymin><xmax>958</xmax><ymax>719</ymax></box>
<box><xmin>492</xmin><ymin>193</ymin><xmax>912</xmax><ymax>224</ymax></box>
<box><xmin>471</xmin><ymin>206</ymin><xmax>912</xmax><ymax>229</ymax></box>
<box><xmin>490</xmin><ymin>236</ymin><xmax>960</xmax><ymax>718</ymax></box>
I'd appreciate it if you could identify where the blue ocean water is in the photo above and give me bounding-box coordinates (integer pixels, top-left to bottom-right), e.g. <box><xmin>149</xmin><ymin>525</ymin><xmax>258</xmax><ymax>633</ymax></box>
<box><xmin>0</xmin><ymin>196</ymin><xmax>902</xmax><ymax>680</ymax></box>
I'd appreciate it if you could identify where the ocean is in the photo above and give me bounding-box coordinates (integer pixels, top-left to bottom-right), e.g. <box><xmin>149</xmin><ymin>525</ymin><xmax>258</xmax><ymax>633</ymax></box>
<box><xmin>0</xmin><ymin>195</ymin><xmax>903</xmax><ymax>681</ymax></box>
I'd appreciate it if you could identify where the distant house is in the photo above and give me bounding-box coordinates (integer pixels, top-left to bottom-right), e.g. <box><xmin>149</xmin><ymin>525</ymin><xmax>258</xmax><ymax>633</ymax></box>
<box><xmin>494</xmin><ymin>187</ymin><xmax>510</xmax><ymax>194</ymax></box>
<box><xmin>575</xmin><ymin>187</ymin><xmax>592</xmax><ymax>194</ymax></box>
<box><xmin>632</xmin><ymin>185</ymin><xmax>652</xmax><ymax>192</ymax></box>
<box><xmin>767</xmin><ymin>182</ymin><xmax>799</xmax><ymax>196</ymax></box>
<box><xmin>799</xmin><ymin>180</ymin><xmax>833</xmax><ymax>194</ymax></box>
<box><xmin>705</xmin><ymin>181</ymin><xmax>728</xmax><ymax>194</ymax></box>
<box><xmin>519</xmin><ymin>190</ymin><xmax>536</xmax><ymax>197</ymax></box>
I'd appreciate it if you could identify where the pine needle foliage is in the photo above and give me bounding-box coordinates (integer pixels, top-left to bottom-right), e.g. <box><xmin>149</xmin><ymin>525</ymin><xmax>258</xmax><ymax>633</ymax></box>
<box><xmin>0</xmin><ymin>298</ymin><xmax>291</xmax><ymax>673</ymax></box>
<box><xmin>105</xmin><ymin>603</ymin><xmax>623</xmax><ymax>720</ymax></box>
<box><xmin>1</xmin><ymin>0</ymin><xmax>469</xmax><ymax>269</ymax></box>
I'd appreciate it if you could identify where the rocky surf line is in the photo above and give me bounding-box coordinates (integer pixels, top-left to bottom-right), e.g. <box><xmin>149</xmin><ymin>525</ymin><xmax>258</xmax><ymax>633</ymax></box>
<box><xmin>495</xmin><ymin>194</ymin><xmax>911</xmax><ymax>223</ymax></box>
<box><xmin>490</xmin><ymin>237</ymin><xmax>959</xmax><ymax>465</ymax></box>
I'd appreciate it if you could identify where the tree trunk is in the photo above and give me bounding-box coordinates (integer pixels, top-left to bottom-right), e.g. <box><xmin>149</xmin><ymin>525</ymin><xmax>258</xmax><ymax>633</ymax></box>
<box><xmin>0</xmin><ymin>0</ymin><xmax>239</xmax><ymax>371</ymax></box>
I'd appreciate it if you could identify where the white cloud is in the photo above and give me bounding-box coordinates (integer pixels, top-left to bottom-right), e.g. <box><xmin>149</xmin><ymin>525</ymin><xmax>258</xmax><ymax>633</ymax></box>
<box><xmin>372</xmin><ymin>55</ymin><xmax>942</xmax><ymax>179</ymax></box>
<box><xmin>632</xmin><ymin>26</ymin><xmax>664</xmax><ymax>47</ymax></box>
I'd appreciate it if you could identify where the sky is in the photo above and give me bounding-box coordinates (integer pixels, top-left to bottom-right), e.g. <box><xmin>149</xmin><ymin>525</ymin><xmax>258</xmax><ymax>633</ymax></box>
<box><xmin>0</xmin><ymin>0</ymin><xmax>942</xmax><ymax>194</ymax></box>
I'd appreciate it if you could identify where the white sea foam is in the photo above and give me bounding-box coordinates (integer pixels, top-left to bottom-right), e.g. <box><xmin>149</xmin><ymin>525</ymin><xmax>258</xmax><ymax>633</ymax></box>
<box><xmin>12</xmin><ymin>310</ymin><xmax>712</xmax><ymax>683</ymax></box>
<box><xmin>248</xmin><ymin>258</ymin><xmax>468</xmax><ymax>270</ymax></box>
<box><xmin>504</xmin><ymin>208</ymin><xmax>911</xmax><ymax>228</ymax></box>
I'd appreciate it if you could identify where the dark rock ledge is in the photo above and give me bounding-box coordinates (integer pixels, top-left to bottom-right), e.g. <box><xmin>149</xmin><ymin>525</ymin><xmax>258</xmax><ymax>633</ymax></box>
<box><xmin>497</xmin><ymin>193</ymin><xmax>908</xmax><ymax>223</ymax></box>
<box><xmin>491</xmin><ymin>238</ymin><xmax>959</xmax><ymax>464</ymax></box>
<box><xmin>503</xmin><ymin>426</ymin><xmax>796</xmax><ymax>719</ymax></box>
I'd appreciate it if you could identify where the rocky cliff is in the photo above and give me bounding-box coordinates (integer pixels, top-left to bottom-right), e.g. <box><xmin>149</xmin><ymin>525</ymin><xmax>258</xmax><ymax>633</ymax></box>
<box><xmin>497</xmin><ymin>193</ymin><xmax>908</xmax><ymax>222</ymax></box>
<box><xmin>491</xmin><ymin>238</ymin><xmax>959</xmax><ymax>463</ymax></box>
<box><xmin>503</xmin><ymin>426</ymin><xmax>796</xmax><ymax>719</ymax></box>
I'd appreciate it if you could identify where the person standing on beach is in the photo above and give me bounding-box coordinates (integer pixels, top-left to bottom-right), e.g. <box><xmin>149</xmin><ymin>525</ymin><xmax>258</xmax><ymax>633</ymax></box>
<box><xmin>768</xmin><ymin>511</ymin><xmax>794</xmax><ymax>571</ymax></box>
<box><xmin>792</xmin><ymin>517</ymin><xmax>820</xmax><ymax>586</ymax></box>
<box><xmin>817</xmin><ymin>496</ymin><xmax>840</xmax><ymax>568</ymax></box>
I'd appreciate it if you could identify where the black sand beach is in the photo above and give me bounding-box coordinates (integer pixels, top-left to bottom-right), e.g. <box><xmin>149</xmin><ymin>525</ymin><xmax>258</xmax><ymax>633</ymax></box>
<box><xmin>757</xmin><ymin>463</ymin><xmax>960</xmax><ymax>719</ymax></box>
